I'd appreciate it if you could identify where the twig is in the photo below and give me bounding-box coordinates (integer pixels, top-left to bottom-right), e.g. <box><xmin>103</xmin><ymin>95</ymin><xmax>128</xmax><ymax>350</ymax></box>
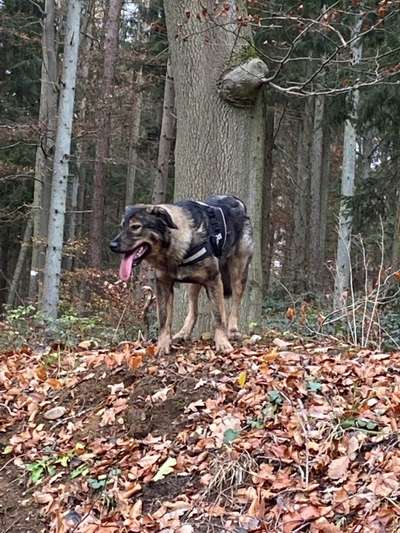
<box><xmin>365</xmin><ymin>218</ymin><xmax>385</xmax><ymax>346</ymax></box>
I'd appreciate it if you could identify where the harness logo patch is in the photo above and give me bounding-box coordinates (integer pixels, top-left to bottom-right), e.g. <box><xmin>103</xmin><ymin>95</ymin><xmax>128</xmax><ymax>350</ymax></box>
<box><xmin>216</xmin><ymin>233</ymin><xmax>223</xmax><ymax>244</ymax></box>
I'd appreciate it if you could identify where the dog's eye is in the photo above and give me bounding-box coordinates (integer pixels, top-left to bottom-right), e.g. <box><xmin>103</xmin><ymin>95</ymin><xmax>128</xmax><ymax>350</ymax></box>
<box><xmin>130</xmin><ymin>224</ymin><xmax>142</xmax><ymax>231</ymax></box>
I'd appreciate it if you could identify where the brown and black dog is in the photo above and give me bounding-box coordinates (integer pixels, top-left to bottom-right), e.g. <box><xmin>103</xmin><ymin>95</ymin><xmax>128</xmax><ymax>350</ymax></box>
<box><xmin>110</xmin><ymin>195</ymin><xmax>254</xmax><ymax>355</ymax></box>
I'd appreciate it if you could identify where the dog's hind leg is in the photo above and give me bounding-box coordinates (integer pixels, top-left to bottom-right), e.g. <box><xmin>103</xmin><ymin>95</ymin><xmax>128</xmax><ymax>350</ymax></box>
<box><xmin>228</xmin><ymin>255</ymin><xmax>251</xmax><ymax>340</ymax></box>
<box><xmin>206</xmin><ymin>275</ymin><xmax>233</xmax><ymax>353</ymax></box>
<box><xmin>173</xmin><ymin>283</ymin><xmax>201</xmax><ymax>341</ymax></box>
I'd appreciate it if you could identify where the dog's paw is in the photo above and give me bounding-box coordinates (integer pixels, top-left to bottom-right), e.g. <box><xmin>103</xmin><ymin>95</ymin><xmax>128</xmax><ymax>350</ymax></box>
<box><xmin>155</xmin><ymin>335</ymin><xmax>172</xmax><ymax>356</ymax></box>
<box><xmin>228</xmin><ymin>328</ymin><xmax>242</xmax><ymax>341</ymax></box>
<box><xmin>214</xmin><ymin>330</ymin><xmax>233</xmax><ymax>354</ymax></box>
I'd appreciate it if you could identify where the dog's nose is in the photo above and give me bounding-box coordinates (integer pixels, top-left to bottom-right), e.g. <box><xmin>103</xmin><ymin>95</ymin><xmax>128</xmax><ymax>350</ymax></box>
<box><xmin>110</xmin><ymin>239</ymin><xmax>120</xmax><ymax>253</ymax></box>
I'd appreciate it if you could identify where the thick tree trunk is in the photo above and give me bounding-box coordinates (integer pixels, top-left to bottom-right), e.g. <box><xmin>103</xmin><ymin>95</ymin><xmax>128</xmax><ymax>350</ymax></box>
<box><xmin>333</xmin><ymin>16</ymin><xmax>363</xmax><ymax>310</ymax></box>
<box><xmin>126</xmin><ymin>67</ymin><xmax>144</xmax><ymax>205</ymax></box>
<box><xmin>7</xmin><ymin>217</ymin><xmax>33</xmax><ymax>308</ymax></box>
<box><xmin>309</xmin><ymin>94</ymin><xmax>325</xmax><ymax>288</ymax></box>
<box><xmin>153</xmin><ymin>59</ymin><xmax>176</xmax><ymax>204</ymax></box>
<box><xmin>29</xmin><ymin>0</ymin><xmax>58</xmax><ymax>300</ymax></box>
<box><xmin>164</xmin><ymin>0</ymin><xmax>265</xmax><ymax>335</ymax></box>
<box><xmin>89</xmin><ymin>0</ymin><xmax>123</xmax><ymax>267</ymax></box>
<box><xmin>262</xmin><ymin>106</ymin><xmax>275</xmax><ymax>296</ymax></box>
<box><xmin>290</xmin><ymin>101</ymin><xmax>313</xmax><ymax>293</ymax></box>
<box><xmin>41</xmin><ymin>0</ymin><xmax>81</xmax><ymax>318</ymax></box>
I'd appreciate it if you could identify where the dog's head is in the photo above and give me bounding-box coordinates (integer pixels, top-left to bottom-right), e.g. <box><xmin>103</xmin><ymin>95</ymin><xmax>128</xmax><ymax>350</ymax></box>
<box><xmin>110</xmin><ymin>204</ymin><xmax>178</xmax><ymax>281</ymax></box>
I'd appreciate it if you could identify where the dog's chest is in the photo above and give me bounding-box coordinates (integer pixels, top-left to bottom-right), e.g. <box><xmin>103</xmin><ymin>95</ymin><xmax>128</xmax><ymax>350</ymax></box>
<box><xmin>172</xmin><ymin>261</ymin><xmax>217</xmax><ymax>284</ymax></box>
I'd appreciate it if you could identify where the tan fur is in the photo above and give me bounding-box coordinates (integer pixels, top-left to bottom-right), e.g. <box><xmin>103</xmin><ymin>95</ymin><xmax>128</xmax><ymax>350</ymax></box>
<box><xmin>158</xmin><ymin>205</ymin><xmax>193</xmax><ymax>263</ymax></box>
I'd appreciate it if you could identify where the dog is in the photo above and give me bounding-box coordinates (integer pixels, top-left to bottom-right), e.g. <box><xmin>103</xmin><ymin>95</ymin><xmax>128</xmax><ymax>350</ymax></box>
<box><xmin>110</xmin><ymin>195</ymin><xmax>254</xmax><ymax>355</ymax></box>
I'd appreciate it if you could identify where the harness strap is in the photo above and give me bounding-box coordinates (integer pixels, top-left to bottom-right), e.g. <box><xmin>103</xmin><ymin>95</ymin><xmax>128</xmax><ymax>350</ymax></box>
<box><xmin>180</xmin><ymin>201</ymin><xmax>228</xmax><ymax>266</ymax></box>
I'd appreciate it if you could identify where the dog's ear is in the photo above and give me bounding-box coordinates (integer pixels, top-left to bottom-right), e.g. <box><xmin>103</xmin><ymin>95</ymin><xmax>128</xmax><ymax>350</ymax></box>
<box><xmin>146</xmin><ymin>206</ymin><xmax>178</xmax><ymax>229</ymax></box>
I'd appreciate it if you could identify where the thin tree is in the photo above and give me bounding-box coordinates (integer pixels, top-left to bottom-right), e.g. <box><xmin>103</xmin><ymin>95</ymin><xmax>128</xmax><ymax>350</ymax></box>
<box><xmin>309</xmin><ymin>92</ymin><xmax>325</xmax><ymax>287</ymax></box>
<box><xmin>89</xmin><ymin>0</ymin><xmax>123</xmax><ymax>267</ymax></box>
<box><xmin>333</xmin><ymin>14</ymin><xmax>363</xmax><ymax>310</ymax></box>
<box><xmin>7</xmin><ymin>216</ymin><xmax>33</xmax><ymax>308</ymax></box>
<box><xmin>153</xmin><ymin>58</ymin><xmax>175</xmax><ymax>204</ymax></box>
<box><xmin>41</xmin><ymin>0</ymin><xmax>81</xmax><ymax>318</ymax></box>
<box><xmin>29</xmin><ymin>0</ymin><xmax>58</xmax><ymax>300</ymax></box>
<box><xmin>126</xmin><ymin>66</ymin><xmax>144</xmax><ymax>205</ymax></box>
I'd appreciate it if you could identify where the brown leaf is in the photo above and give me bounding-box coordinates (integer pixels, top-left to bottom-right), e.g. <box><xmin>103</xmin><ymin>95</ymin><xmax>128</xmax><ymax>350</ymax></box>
<box><xmin>47</xmin><ymin>378</ymin><xmax>63</xmax><ymax>390</ymax></box>
<box><xmin>328</xmin><ymin>456</ymin><xmax>349</xmax><ymax>480</ymax></box>
<box><xmin>35</xmin><ymin>366</ymin><xmax>47</xmax><ymax>381</ymax></box>
<box><xmin>286</xmin><ymin>307</ymin><xmax>296</xmax><ymax>321</ymax></box>
<box><xmin>127</xmin><ymin>355</ymin><xmax>143</xmax><ymax>370</ymax></box>
<box><xmin>43</xmin><ymin>406</ymin><xmax>66</xmax><ymax>420</ymax></box>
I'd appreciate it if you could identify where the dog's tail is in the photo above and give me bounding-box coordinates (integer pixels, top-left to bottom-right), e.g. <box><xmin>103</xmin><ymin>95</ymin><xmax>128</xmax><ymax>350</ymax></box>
<box><xmin>220</xmin><ymin>262</ymin><xmax>232</xmax><ymax>298</ymax></box>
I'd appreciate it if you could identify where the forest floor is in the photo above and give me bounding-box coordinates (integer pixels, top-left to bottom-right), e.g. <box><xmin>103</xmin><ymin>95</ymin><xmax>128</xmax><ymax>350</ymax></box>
<box><xmin>1</xmin><ymin>332</ymin><xmax>400</xmax><ymax>532</ymax></box>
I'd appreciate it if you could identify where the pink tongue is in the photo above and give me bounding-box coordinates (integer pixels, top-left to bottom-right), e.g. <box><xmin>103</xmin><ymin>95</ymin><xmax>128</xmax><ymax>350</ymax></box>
<box><xmin>119</xmin><ymin>253</ymin><xmax>135</xmax><ymax>281</ymax></box>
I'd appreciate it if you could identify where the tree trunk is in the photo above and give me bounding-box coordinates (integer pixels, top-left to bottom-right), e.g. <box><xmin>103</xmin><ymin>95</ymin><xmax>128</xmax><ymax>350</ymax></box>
<box><xmin>29</xmin><ymin>0</ymin><xmax>58</xmax><ymax>300</ymax></box>
<box><xmin>64</xmin><ymin>171</ymin><xmax>80</xmax><ymax>271</ymax></box>
<box><xmin>262</xmin><ymin>106</ymin><xmax>275</xmax><ymax>296</ymax></box>
<box><xmin>319</xmin><ymin>126</ymin><xmax>331</xmax><ymax>271</ymax></box>
<box><xmin>41</xmin><ymin>0</ymin><xmax>81</xmax><ymax>319</ymax></box>
<box><xmin>153</xmin><ymin>59</ymin><xmax>176</xmax><ymax>204</ymax></box>
<box><xmin>164</xmin><ymin>0</ymin><xmax>265</xmax><ymax>335</ymax></box>
<box><xmin>126</xmin><ymin>66</ymin><xmax>144</xmax><ymax>205</ymax></box>
<box><xmin>7</xmin><ymin>217</ymin><xmax>33</xmax><ymax>308</ymax></box>
<box><xmin>333</xmin><ymin>15</ymin><xmax>363</xmax><ymax>310</ymax></box>
<box><xmin>290</xmin><ymin>101</ymin><xmax>313</xmax><ymax>293</ymax></box>
<box><xmin>89</xmin><ymin>0</ymin><xmax>123</xmax><ymax>267</ymax></box>
<box><xmin>392</xmin><ymin>145</ymin><xmax>400</xmax><ymax>270</ymax></box>
<box><xmin>64</xmin><ymin>2</ymin><xmax>93</xmax><ymax>269</ymax></box>
<box><xmin>309</xmin><ymin>93</ymin><xmax>325</xmax><ymax>288</ymax></box>
<box><xmin>393</xmin><ymin>193</ymin><xmax>400</xmax><ymax>271</ymax></box>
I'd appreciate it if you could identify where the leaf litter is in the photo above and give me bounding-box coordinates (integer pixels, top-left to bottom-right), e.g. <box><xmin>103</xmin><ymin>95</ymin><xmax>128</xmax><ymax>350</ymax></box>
<box><xmin>1</xmin><ymin>335</ymin><xmax>400</xmax><ymax>531</ymax></box>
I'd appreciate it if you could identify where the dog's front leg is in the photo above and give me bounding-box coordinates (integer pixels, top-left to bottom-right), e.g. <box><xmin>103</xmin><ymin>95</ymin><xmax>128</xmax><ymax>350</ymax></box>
<box><xmin>206</xmin><ymin>275</ymin><xmax>233</xmax><ymax>354</ymax></box>
<box><xmin>155</xmin><ymin>275</ymin><xmax>174</xmax><ymax>355</ymax></box>
<box><xmin>173</xmin><ymin>283</ymin><xmax>201</xmax><ymax>341</ymax></box>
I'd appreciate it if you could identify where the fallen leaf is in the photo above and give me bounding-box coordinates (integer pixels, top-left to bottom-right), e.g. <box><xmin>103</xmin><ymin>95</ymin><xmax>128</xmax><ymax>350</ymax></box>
<box><xmin>153</xmin><ymin>457</ymin><xmax>177</xmax><ymax>482</ymax></box>
<box><xmin>127</xmin><ymin>355</ymin><xmax>143</xmax><ymax>370</ymax></box>
<box><xmin>35</xmin><ymin>367</ymin><xmax>47</xmax><ymax>381</ymax></box>
<box><xmin>328</xmin><ymin>456</ymin><xmax>349</xmax><ymax>480</ymax></box>
<box><xmin>46</xmin><ymin>378</ymin><xmax>63</xmax><ymax>390</ymax></box>
<box><xmin>238</xmin><ymin>370</ymin><xmax>247</xmax><ymax>388</ymax></box>
<box><xmin>43</xmin><ymin>406</ymin><xmax>66</xmax><ymax>420</ymax></box>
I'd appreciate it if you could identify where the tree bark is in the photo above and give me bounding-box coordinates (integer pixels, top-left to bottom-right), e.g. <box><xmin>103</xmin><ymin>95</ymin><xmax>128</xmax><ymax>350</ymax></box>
<box><xmin>89</xmin><ymin>0</ymin><xmax>123</xmax><ymax>267</ymax></box>
<box><xmin>392</xmin><ymin>144</ymin><xmax>400</xmax><ymax>271</ymax></box>
<box><xmin>164</xmin><ymin>0</ymin><xmax>265</xmax><ymax>335</ymax></box>
<box><xmin>153</xmin><ymin>59</ymin><xmax>176</xmax><ymax>204</ymax></box>
<box><xmin>262</xmin><ymin>106</ymin><xmax>275</xmax><ymax>296</ymax></box>
<box><xmin>7</xmin><ymin>217</ymin><xmax>33</xmax><ymax>308</ymax></box>
<box><xmin>333</xmin><ymin>15</ymin><xmax>363</xmax><ymax>310</ymax></box>
<box><xmin>29</xmin><ymin>0</ymin><xmax>58</xmax><ymax>300</ymax></box>
<box><xmin>41</xmin><ymin>0</ymin><xmax>81</xmax><ymax>318</ymax></box>
<box><xmin>290</xmin><ymin>101</ymin><xmax>313</xmax><ymax>293</ymax></box>
<box><xmin>309</xmin><ymin>93</ymin><xmax>325</xmax><ymax>288</ymax></box>
<box><xmin>392</xmin><ymin>192</ymin><xmax>400</xmax><ymax>271</ymax></box>
<box><xmin>64</xmin><ymin>2</ymin><xmax>93</xmax><ymax>270</ymax></box>
<box><xmin>319</xmin><ymin>126</ymin><xmax>331</xmax><ymax>271</ymax></box>
<box><xmin>126</xmin><ymin>66</ymin><xmax>144</xmax><ymax>205</ymax></box>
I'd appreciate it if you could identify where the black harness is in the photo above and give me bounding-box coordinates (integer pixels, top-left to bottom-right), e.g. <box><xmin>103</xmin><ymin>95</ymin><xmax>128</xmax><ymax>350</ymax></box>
<box><xmin>181</xmin><ymin>201</ymin><xmax>228</xmax><ymax>266</ymax></box>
